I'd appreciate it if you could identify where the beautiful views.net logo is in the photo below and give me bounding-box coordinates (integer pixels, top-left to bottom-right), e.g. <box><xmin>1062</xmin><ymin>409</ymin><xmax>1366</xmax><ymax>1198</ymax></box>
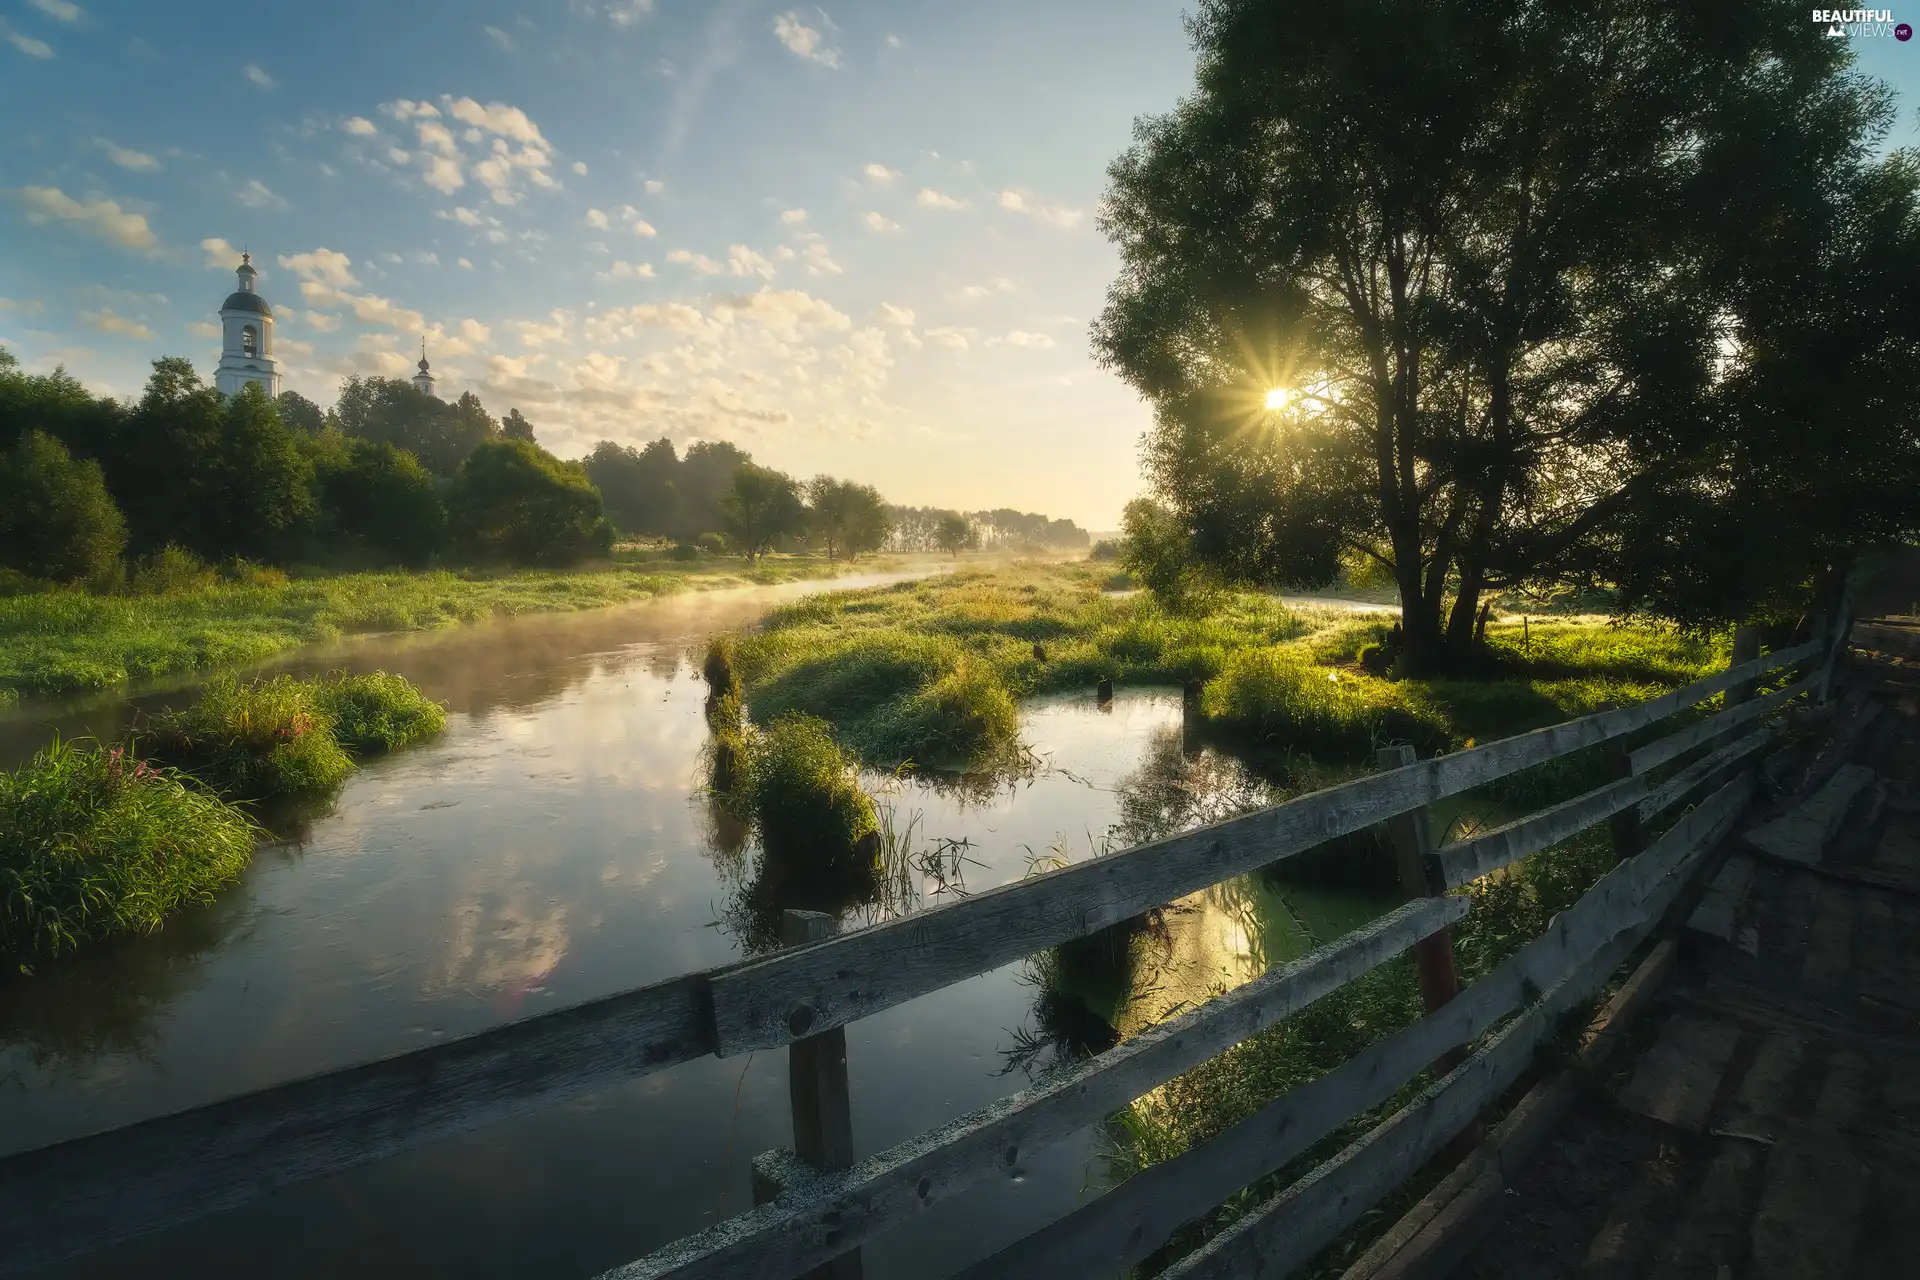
<box><xmin>1812</xmin><ymin>8</ymin><xmax>1913</xmax><ymax>38</ymax></box>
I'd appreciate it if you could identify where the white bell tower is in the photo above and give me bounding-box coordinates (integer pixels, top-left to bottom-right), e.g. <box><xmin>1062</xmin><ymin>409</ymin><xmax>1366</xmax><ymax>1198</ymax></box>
<box><xmin>412</xmin><ymin>338</ymin><xmax>436</xmax><ymax>397</ymax></box>
<box><xmin>214</xmin><ymin>252</ymin><xmax>281</xmax><ymax>398</ymax></box>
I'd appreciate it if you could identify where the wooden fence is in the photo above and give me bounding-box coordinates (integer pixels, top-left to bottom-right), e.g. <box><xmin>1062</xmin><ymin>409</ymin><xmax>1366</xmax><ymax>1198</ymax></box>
<box><xmin>0</xmin><ymin>624</ymin><xmax>1841</xmax><ymax>1279</ymax></box>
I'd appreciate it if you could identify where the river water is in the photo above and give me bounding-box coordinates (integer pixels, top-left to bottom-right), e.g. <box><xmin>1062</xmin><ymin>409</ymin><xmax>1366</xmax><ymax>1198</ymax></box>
<box><xmin>0</xmin><ymin>576</ymin><xmax>1392</xmax><ymax>1279</ymax></box>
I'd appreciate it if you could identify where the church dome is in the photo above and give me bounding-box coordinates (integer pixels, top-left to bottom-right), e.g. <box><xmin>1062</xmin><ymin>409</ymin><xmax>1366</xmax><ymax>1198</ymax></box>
<box><xmin>221</xmin><ymin>291</ymin><xmax>273</xmax><ymax>316</ymax></box>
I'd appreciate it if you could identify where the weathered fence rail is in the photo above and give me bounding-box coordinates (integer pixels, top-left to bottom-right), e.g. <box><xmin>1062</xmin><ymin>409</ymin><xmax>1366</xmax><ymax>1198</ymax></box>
<box><xmin>0</xmin><ymin>629</ymin><xmax>1836</xmax><ymax>1278</ymax></box>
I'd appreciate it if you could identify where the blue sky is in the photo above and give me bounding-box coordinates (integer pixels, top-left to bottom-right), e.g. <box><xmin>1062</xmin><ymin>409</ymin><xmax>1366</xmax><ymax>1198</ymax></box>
<box><xmin>4</xmin><ymin>4</ymin><xmax>1920</xmax><ymax>529</ymax></box>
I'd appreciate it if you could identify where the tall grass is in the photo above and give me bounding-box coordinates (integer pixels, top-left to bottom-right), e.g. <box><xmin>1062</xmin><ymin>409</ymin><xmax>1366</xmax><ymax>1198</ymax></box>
<box><xmin>1</xmin><ymin>738</ymin><xmax>260</xmax><ymax>960</ymax></box>
<box><xmin>315</xmin><ymin>672</ymin><xmax>447</xmax><ymax>754</ymax></box>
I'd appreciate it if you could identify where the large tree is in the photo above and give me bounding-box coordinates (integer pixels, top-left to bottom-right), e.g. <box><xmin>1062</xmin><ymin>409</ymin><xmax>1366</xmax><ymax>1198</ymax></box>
<box><xmin>585</xmin><ymin>438</ymin><xmax>682</xmax><ymax>536</ymax></box>
<box><xmin>722</xmin><ymin>463</ymin><xmax>806</xmax><ymax>561</ymax></box>
<box><xmin>0</xmin><ymin>430</ymin><xmax>126</xmax><ymax>585</ymax></box>
<box><xmin>806</xmin><ymin>476</ymin><xmax>893</xmax><ymax>561</ymax></box>
<box><xmin>449</xmin><ymin>438</ymin><xmax>613</xmax><ymax>566</ymax></box>
<box><xmin>332</xmin><ymin>377</ymin><xmax>498</xmax><ymax>476</ymax></box>
<box><xmin>1095</xmin><ymin>0</ymin><xmax>1912</xmax><ymax>671</ymax></box>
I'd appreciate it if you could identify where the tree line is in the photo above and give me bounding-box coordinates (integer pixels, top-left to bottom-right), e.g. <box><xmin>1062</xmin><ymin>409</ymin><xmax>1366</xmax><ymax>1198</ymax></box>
<box><xmin>0</xmin><ymin>351</ymin><xmax>1091</xmax><ymax>588</ymax></box>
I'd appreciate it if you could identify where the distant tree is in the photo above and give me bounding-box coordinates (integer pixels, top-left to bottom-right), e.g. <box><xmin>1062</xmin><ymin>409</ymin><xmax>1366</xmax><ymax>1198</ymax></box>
<box><xmin>1121</xmin><ymin>497</ymin><xmax>1218</xmax><ymax>610</ymax></box>
<box><xmin>934</xmin><ymin>512</ymin><xmax>977</xmax><ymax>558</ymax></box>
<box><xmin>677</xmin><ymin>439</ymin><xmax>752</xmax><ymax>542</ymax></box>
<box><xmin>806</xmin><ymin>476</ymin><xmax>893</xmax><ymax>561</ymax></box>
<box><xmin>0</xmin><ymin>347</ymin><xmax>124</xmax><ymax>458</ymax></box>
<box><xmin>0</xmin><ymin>430</ymin><xmax>127</xmax><ymax>584</ymax></box>
<box><xmin>201</xmin><ymin>383</ymin><xmax>317</xmax><ymax>561</ymax></box>
<box><xmin>449</xmin><ymin>438</ymin><xmax>613</xmax><ymax>566</ymax></box>
<box><xmin>317</xmin><ymin>439</ymin><xmax>446</xmax><ymax>567</ymax></box>
<box><xmin>501</xmin><ymin>408</ymin><xmax>537</xmax><ymax>443</ymax></box>
<box><xmin>585</xmin><ymin>438</ymin><xmax>681</xmax><ymax>536</ymax></box>
<box><xmin>722</xmin><ymin>463</ymin><xmax>807</xmax><ymax>561</ymax></box>
<box><xmin>332</xmin><ymin>376</ymin><xmax>498</xmax><ymax>476</ymax></box>
<box><xmin>106</xmin><ymin>357</ymin><xmax>228</xmax><ymax>558</ymax></box>
<box><xmin>275</xmin><ymin>389</ymin><xmax>326</xmax><ymax>436</ymax></box>
<box><xmin>1093</xmin><ymin>0</ymin><xmax>1910</xmax><ymax>669</ymax></box>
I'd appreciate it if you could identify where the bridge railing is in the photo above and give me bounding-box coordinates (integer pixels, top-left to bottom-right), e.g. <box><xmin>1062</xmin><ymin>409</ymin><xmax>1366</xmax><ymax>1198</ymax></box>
<box><xmin>0</xmin><ymin>625</ymin><xmax>1841</xmax><ymax>1279</ymax></box>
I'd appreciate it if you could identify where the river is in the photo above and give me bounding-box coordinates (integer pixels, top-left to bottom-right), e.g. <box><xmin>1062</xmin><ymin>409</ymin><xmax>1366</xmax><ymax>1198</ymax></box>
<box><xmin>0</xmin><ymin>575</ymin><xmax>1393</xmax><ymax>1279</ymax></box>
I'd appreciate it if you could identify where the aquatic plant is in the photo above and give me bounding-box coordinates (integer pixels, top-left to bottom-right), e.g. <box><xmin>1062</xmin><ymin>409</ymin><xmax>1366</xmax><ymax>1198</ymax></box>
<box><xmin>750</xmin><ymin>715</ymin><xmax>880</xmax><ymax>876</ymax></box>
<box><xmin>0</xmin><ymin>738</ymin><xmax>259</xmax><ymax>960</ymax></box>
<box><xmin>140</xmin><ymin>674</ymin><xmax>354</xmax><ymax>798</ymax></box>
<box><xmin>314</xmin><ymin>671</ymin><xmax>447</xmax><ymax>755</ymax></box>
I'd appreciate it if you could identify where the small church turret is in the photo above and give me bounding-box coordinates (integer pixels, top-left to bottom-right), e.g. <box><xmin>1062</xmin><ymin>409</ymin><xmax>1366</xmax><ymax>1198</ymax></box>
<box><xmin>214</xmin><ymin>252</ymin><xmax>282</xmax><ymax>398</ymax></box>
<box><xmin>412</xmin><ymin>338</ymin><xmax>436</xmax><ymax>397</ymax></box>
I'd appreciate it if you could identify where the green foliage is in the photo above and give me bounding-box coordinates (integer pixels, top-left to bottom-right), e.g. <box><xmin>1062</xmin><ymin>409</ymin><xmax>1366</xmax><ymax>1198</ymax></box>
<box><xmin>806</xmin><ymin>475</ymin><xmax>893</xmax><ymax>561</ymax></box>
<box><xmin>126</xmin><ymin>545</ymin><xmax>216</xmax><ymax>595</ymax></box>
<box><xmin>332</xmin><ymin>376</ymin><xmax>499</xmax><ymax>476</ymax></box>
<box><xmin>1121</xmin><ymin>496</ymin><xmax>1219</xmax><ymax>611</ymax></box>
<box><xmin>0</xmin><ymin>738</ymin><xmax>259</xmax><ymax>960</ymax></box>
<box><xmin>313</xmin><ymin>671</ymin><xmax>447</xmax><ymax>755</ymax></box>
<box><xmin>1200</xmin><ymin>648</ymin><xmax>1445</xmax><ymax>755</ymax></box>
<box><xmin>0</xmin><ymin>430</ymin><xmax>127</xmax><ymax>585</ymax></box>
<box><xmin>723</xmin><ymin>462</ymin><xmax>808</xmax><ymax>561</ymax></box>
<box><xmin>585</xmin><ymin>438</ymin><xmax>682</xmax><ymax>536</ymax></box>
<box><xmin>934</xmin><ymin>512</ymin><xmax>976</xmax><ymax>557</ymax></box>
<box><xmin>449</xmin><ymin>438</ymin><xmax>615</xmax><ymax>566</ymax></box>
<box><xmin>275</xmin><ymin>389</ymin><xmax>326</xmax><ymax>435</ymax></box>
<box><xmin>1095</xmin><ymin>0</ymin><xmax>1914</xmax><ymax>668</ymax></box>
<box><xmin>317</xmin><ymin>438</ymin><xmax>447</xmax><ymax>566</ymax></box>
<box><xmin>0</xmin><ymin>348</ymin><xmax>122</xmax><ymax>458</ymax></box>
<box><xmin>141</xmin><ymin>674</ymin><xmax>354</xmax><ymax>798</ymax></box>
<box><xmin>501</xmin><ymin>408</ymin><xmax>537</xmax><ymax>443</ymax></box>
<box><xmin>708</xmin><ymin>713</ymin><xmax>880</xmax><ymax>880</ymax></box>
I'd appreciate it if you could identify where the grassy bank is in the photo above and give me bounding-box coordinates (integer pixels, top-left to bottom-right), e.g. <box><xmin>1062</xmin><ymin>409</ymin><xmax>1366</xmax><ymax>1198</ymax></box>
<box><xmin>1</xmin><ymin>739</ymin><xmax>260</xmax><ymax>962</ymax></box>
<box><xmin>721</xmin><ymin>562</ymin><xmax>1728</xmax><ymax>770</ymax></box>
<box><xmin>0</xmin><ymin>550</ymin><xmax>907</xmax><ymax>706</ymax></box>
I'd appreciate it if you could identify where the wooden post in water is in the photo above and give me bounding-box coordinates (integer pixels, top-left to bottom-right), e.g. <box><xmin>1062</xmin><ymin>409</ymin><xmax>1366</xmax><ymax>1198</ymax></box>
<box><xmin>751</xmin><ymin>908</ymin><xmax>862</xmax><ymax>1279</ymax></box>
<box><xmin>1726</xmin><ymin>626</ymin><xmax>1761</xmax><ymax>708</ymax></box>
<box><xmin>1375</xmin><ymin>743</ymin><xmax>1478</xmax><ymax>1155</ymax></box>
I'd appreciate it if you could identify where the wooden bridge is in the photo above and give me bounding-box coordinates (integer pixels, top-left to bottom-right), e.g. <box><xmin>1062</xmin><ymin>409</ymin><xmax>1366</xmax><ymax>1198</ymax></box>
<box><xmin>0</xmin><ymin>613</ymin><xmax>1879</xmax><ymax>1278</ymax></box>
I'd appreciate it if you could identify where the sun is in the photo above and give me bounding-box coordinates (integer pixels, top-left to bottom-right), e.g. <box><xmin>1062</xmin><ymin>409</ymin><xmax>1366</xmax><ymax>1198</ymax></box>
<box><xmin>1263</xmin><ymin>387</ymin><xmax>1290</xmax><ymax>411</ymax></box>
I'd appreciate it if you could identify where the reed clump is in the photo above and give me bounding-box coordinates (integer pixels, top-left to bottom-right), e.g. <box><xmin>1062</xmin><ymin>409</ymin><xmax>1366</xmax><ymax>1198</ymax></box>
<box><xmin>0</xmin><ymin>738</ymin><xmax>260</xmax><ymax>960</ymax></box>
<box><xmin>315</xmin><ymin>671</ymin><xmax>447</xmax><ymax>754</ymax></box>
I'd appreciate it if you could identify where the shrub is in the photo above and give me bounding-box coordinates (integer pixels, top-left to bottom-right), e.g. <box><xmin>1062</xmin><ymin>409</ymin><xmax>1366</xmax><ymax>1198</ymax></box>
<box><xmin>695</xmin><ymin>532</ymin><xmax>730</xmax><ymax>555</ymax></box>
<box><xmin>0</xmin><ymin>738</ymin><xmax>259</xmax><ymax>960</ymax></box>
<box><xmin>317</xmin><ymin>438</ymin><xmax>447</xmax><ymax>567</ymax></box>
<box><xmin>745</xmin><ymin>716</ymin><xmax>879</xmax><ymax>877</ymax></box>
<box><xmin>127</xmin><ymin>545</ymin><xmax>217</xmax><ymax>595</ymax></box>
<box><xmin>0</xmin><ymin>430</ymin><xmax>127</xmax><ymax>585</ymax></box>
<box><xmin>668</xmin><ymin>542</ymin><xmax>701</xmax><ymax>561</ymax></box>
<box><xmin>141</xmin><ymin>675</ymin><xmax>354</xmax><ymax>798</ymax></box>
<box><xmin>449</xmin><ymin>438</ymin><xmax>615</xmax><ymax>566</ymax></box>
<box><xmin>314</xmin><ymin>672</ymin><xmax>446</xmax><ymax>755</ymax></box>
<box><xmin>1088</xmin><ymin>538</ymin><xmax>1123</xmax><ymax>562</ymax></box>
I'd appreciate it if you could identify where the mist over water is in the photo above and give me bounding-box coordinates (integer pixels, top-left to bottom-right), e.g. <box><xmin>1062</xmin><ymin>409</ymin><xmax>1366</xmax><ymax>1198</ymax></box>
<box><xmin>0</xmin><ymin>578</ymin><xmax>1389</xmax><ymax>1279</ymax></box>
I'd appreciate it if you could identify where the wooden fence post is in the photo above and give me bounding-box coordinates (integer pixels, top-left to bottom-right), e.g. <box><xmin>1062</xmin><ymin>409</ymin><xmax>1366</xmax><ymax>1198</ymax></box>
<box><xmin>1818</xmin><ymin>575</ymin><xmax>1855</xmax><ymax>703</ymax></box>
<box><xmin>1603</xmin><ymin>736</ymin><xmax>1646</xmax><ymax>861</ymax></box>
<box><xmin>1726</xmin><ymin>626</ymin><xmax>1761</xmax><ymax>708</ymax></box>
<box><xmin>1375</xmin><ymin>744</ymin><xmax>1477</xmax><ymax>1155</ymax></box>
<box><xmin>751</xmin><ymin>908</ymin><xmax>862</xmax><ymax>1279</ymax></box>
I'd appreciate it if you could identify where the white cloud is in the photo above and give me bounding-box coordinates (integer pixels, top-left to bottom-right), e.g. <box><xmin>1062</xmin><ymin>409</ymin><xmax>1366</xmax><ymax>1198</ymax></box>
<box><xmin>863</xmin><ymin>211</ymin><xmax>901</xmax><ymax>235</ymax></box>
<box><xmin>94</xmin><ymin>139</ymin><xmax>159</xmax><ymax>171</ymax></box>
<box><xmin>802</xmin><ymin>239</ymin><xmax>841</xmax><ymax>276</ymax></box>
<box><xmin>15</xmin><ymin>186</ymin><xmax>156</xmax><ymax>250</ymax></box>
<box><xmin>3</xmin><ymin>22</ymin><xmax>53</xmax><ymax>59</ymax></box>
<box><xmin>343</xmin><ymin>116</ymin><xmax>378</xmax><ymax>137</ymax></box>
<box><xmin>236</xmin><ymin>178</ymin><xmax>287</xmax><ymax>210</ymax></box>
<box><xmin>644</xmin><ymin>178</ymin><xmax>665</xmax><ymax>195</ymax></box>
<box><xmin>201</xmin><ymin>236</ymin><xmax>239</xmax><ymax>268</ymax></box>
<box><xmin>387</xmin><ymin>146</ymin><xmax>411</xmax><ymax>166</ymax></box>
<box><xmin>995</xmin><ymin>330</ymin><xmax>1056</xmax><ymax>349</ymax></box>
<box><xmin>585</xmin><ymin>207</ymin><xmax>611</xmax><ymax>230</ymax></box>
<box><xmin>483</xmin><ymin>25</ymin><xmax>516</xmax><ymax>51</ymax></box>
<box><xmin>572</xmin><ymin>160</ymin><xmax>588</xmax><ymax>176</ymax></box>
<box><xmin>666</xmin><ymin>248</ymin><xmax>722</xmax><ymax>275</ymax></box>
<box><xmin>82</xmin><ymin>308</ymin><xmax>153</xmax><ymax>340</ymax></box>
<box><xmin>458</xmin><ymin>257</ymin><xmax>474</xmax><ymax>269</ymax></box>
<box><xmin>245</xmin><ymin>63</ymin><xmax>275</xmax><ymax>89</ymax></box>
<box><xmin>631</xmin><ymin>218</ymin><xmax>657</xmax><ymax>237</ymax></box>
<box><xmin>772</xmin><ymin>11</ymin><xmax>840</xmax><ymax>68</ymax></box>
<box><xmin>877</xmin><ymin>303</ymin><xmax>915</xmax><ymax>327</ymax></box>
<box><xmin>952</xmin><ymin>277</ymin><xmax>1016</xmax><ymax>302</ymax></box>
<box><xmin>448</xmin><ymin>97</ymin><xmax>548</xmax><ymax>147</ymax></box>
<box><xmin>305</xmin><ymin>311</ymin><xmax>341</xmax><ymax>332</ymax></box>
<box><xmin>923</xmin><ymin>327</ymin><xmax>970</xmax><ymax>349</ymax></box>
<box><xmin>598</xmin><ymin>259</ymin><xmax>656</xmax><ymax>281</ymax></box>
<box><xmin>916</xmin><ymin>188</ymin><xmax>967</xmax><ymax>211</ymax></box>
<box><xmin>606</xmin><ymin>0</ymin><xmax>654</xmax><ymax>26</ymax></box>
<box><xmin>186</xmin><ymin>320</ymin><xmax>220</xmax><ymax>338</ymax></box>
<box><xmin>277</xmin><ymin>248</ymin><xmax>358</xmax><ymax>288</ymax></box>
<box><xmin>30</xmin><ymin>0</ymin><xmax>84</xmax><ymax>22</ymax></box>
<box><xmin>863</xmin><ymin>163</ymin><xmax>900</xmax><ymax>185</ymax></box>
<box><xmin>379</xmin><ymin>95</ymin><xmax>559</xmax><ymax>206</ymax></box>
<box><xmin>0</xmin><ymin>296</ymin><xmax>45</xmax><ymax>316</ymax></box>
<box><xmin>780</xmin><ymin>208</ymin><xmax>808</xmax><ymax>225</ymax></box>
<box><xmin>715</xmin><ymin>288</ymin><xmax>852</xmax><ymax>337</ymax></box>
<box><xmin>728</xmin><ymin>244</ymin><xmax>776</xmax><ymax>281</ymax></box>
<box><xmin>515</xmin><ymin>311</ymin><xmax>572</xmax><ymax>346</ymax></box>
<box><xmin>997</xmin><ymin>188</ymin><xmax>1084</xmax><ymax>230</ymax></box>
<box><xmin>886</xmin><ymin>34</ymin><xmax>902</xmax><ymax>48</ymax></box>
<box><xmin>383</xmin><ymin>98</ymin><xmax>441</xmax><ymax>121</ymax></box>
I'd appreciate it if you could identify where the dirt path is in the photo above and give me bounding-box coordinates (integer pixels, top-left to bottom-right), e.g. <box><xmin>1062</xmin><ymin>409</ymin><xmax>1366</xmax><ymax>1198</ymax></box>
<box><xmin>1454</xmin><ymin>683</ymin><xmax>1920</xmax><ymax>1278</ymax></box>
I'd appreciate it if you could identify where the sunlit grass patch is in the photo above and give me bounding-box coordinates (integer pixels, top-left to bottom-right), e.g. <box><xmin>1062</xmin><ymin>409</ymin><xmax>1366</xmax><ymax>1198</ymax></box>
<box><xmin>141</xmin><ymin>674</ymin><xmax>354</xmax><ymax>799</ymax></box>
<box><xmin>314</xmin><ymin>671</ymin><xmax>447</xmax><ymax>755</ymax></box>
<box><xmin>0</xmin><ymin>738</ymin><xmax>260</xmax><ymax>960</ymax></box>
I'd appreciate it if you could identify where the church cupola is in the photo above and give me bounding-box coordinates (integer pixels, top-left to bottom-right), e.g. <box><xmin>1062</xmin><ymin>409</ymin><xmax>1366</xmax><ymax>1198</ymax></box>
<box><xmin>412</xmin><ymin>339</ymin><xmax>436</xmax><ymax>397</ymax></box>
<box><xmin>214</xmin><ymin>251</ymin><xmax>282</xmax><ymax>398</ymax></box>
